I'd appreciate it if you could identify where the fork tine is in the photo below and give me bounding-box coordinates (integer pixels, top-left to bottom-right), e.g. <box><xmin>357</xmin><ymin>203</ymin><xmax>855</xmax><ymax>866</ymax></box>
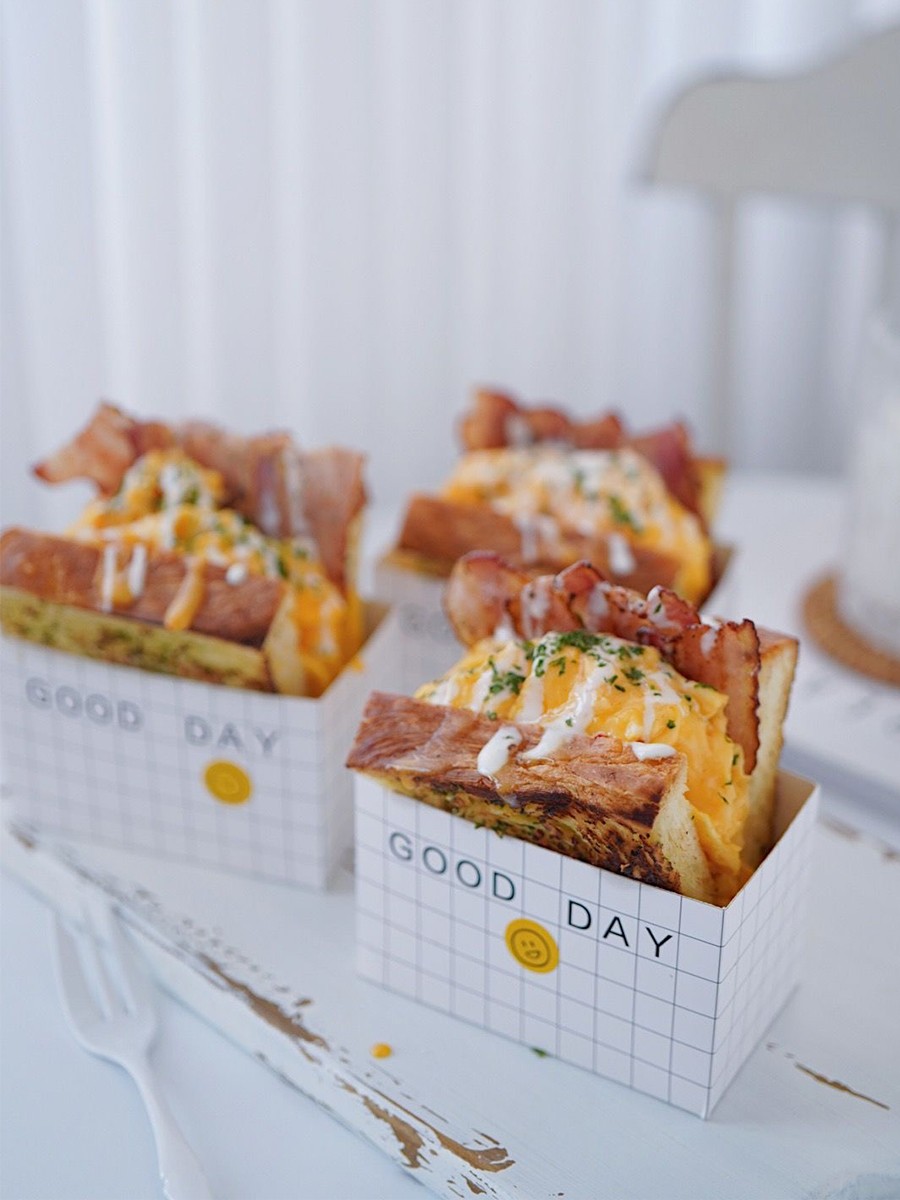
<box><xmin>53</xmin><ymin>913</ymin><xmax>101</xmax><ymax>1032</ymax></box>
<box><xmin>78</xmin><ymin>901</ymin><xmax>121</xmax><ymax>1016</ymax></box>
<box><xmin>94</xmin><ymin>900</ymin><xmax>154</xmax><ymax>1015</ymax></box>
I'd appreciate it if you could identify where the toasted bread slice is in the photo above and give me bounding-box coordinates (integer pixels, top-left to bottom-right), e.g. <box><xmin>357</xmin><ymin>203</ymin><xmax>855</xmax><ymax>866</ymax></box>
<box><xmin>0</xmin><ymin>528</ymin><xmax>284</xmax><ymax>644</ymax></box>
<box><xmin>0</xmin><ymin>586</ymin><xmax>272</xmax><ymax>690</ymax></box>
<box><xmin>348</xmin><ymin>692</ymin><xmax>718</xmax><ymax>903</ymax></box>
<box><xmin>744</xmin><ymin>631</ymin><xmax>799</xmax><ymax>866</ymax></box>
<box><xmin>397</xmin><ymin>493</ymin><xmax>686</xmax><ymax>594</ymax></box>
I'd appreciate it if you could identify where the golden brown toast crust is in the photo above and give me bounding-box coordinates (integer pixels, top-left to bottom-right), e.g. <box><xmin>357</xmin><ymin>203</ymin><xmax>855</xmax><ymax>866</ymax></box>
<box><xmin>397</xmin><ymin>494</ymin><xmax>683</xmax><ymax>594</ymax></box>
<box><xmin>0</xmin><ymin>528</ymin><xmax>284</xmax><ymax>646</ymax></box>
<box><xmin>348</xmin><ymin>692</ymin><xmax>718</xmax><ymax>901</ymax></box>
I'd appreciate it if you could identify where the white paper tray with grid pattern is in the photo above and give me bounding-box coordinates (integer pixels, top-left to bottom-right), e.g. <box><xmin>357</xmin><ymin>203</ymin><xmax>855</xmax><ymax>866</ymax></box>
<box><xmin>355</xmin><ymin>770</ymin><xmax>818</xmax><ymax>1117</ymax></box>
<box><xmin>0</xmin><ymin>603</ymin><xmax>398</xmax><ymax>889</ymax></box>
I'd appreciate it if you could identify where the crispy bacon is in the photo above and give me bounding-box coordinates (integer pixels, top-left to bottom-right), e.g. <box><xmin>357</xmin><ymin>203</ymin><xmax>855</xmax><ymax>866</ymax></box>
<box><xmin>297</xmin><ymin>447</ymin><xmax>366</xmax><ymax>593</ymax></box>
<box><xmin>629</xmin><ymin>423</ymin><xmax>700</xmax><ymax>518</ymax></box>
<box><xmin>29</xmin><ymin>403</ymin><xmax>365</xmax><ymax>593</ymax></box>
<box><xmin>178</xmin><ymin>422</ymin><xmax>289</xmax><ymax>511</ymax></box>
<box><xmin>32</xmin><ymin>403</ymin><xmax>174</xmax><ymax>495</ymax></box>
<box><xmin>444</xmin><ymin>551</ymin><xmax>762</xmax><ymax>771</ymax></box>
<box><xmin>460</xmin><ymin>388</ymin><xmax>623</xmax><ymax>452</ymax></box>
<box><xmin>458</xmin><ymin>389</ymin><xmax>708</xmax><ymax>520</ymax></box>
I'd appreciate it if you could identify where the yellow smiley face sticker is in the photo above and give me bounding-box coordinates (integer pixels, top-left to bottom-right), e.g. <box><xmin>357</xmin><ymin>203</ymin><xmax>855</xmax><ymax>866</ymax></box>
<box><xmin>505</xmin><ymin>918</ymin><xmax>559</xmax><ymax>974</ymax></box>
<box><xmin>204</xmin><ymin>760</ymin><xmax>252</xmax><ymax>805</ymax></box>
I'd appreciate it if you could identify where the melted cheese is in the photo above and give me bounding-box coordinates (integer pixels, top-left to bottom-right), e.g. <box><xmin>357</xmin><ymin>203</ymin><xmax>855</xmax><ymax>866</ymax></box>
<box><xmin>164</xmin><ymin>556</ymin><xmax>206</xmax><ymax>630</ymax></box>
<box><xmin>69</xmin><ymin>448</ymin><xmax>360</xmax><ymax>695</ymax></box>
<box><xmin>441</xmin><ymin>446</ymin><xmax>711</xmax><ymax>603</ymax></box>
<box><xmin>416</xmin><ymin>631</ymin><xmax>749</xmax><ymax>901</ymax></box>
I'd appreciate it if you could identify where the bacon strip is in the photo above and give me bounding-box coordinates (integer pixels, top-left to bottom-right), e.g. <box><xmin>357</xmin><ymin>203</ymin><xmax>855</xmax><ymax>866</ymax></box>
<box><xmin>460</xmin><ymin>389</ymin><xmax>624</xmax><ymax>453</ymax></box>
<box><xmin>444</xmin><ymin>551</ymin><xmax>762</xmax><ymax>771</ymax></box>
<box><xmin>33</xmin><ymin>403</ymin><xmax>174</xmax><ymax>495</ymax></box>
<box><xmin>458</xmin><ymin>388</ymin><xmax>709</xmax><ymax>521</ymax></box>
<box><xmin>30</xmin><ymin>404</ymin><xmax>365</xmax><ymax>593</ymax></box>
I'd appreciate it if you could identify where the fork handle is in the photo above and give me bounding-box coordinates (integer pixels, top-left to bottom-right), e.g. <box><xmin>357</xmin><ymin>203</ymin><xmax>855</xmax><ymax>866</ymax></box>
<box><xmin>130</xmin><ymin>1058</ymin><xmax>213</xmax><ymax>1200</ymax></box>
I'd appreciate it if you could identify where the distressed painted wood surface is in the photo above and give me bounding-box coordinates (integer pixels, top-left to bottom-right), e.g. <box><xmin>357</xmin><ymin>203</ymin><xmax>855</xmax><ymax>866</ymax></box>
<box><xmin>2</xmin><ymin>814</ymin><xmax>898</xmax><ymax>1200</ymax></box>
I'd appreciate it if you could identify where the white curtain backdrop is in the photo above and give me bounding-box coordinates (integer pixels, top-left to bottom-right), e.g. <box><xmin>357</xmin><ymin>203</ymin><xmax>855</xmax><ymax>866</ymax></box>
<box><xmin>2</xmin><ymin>0</ymin><xmax>899</xmax><ymax>533</ymax></box>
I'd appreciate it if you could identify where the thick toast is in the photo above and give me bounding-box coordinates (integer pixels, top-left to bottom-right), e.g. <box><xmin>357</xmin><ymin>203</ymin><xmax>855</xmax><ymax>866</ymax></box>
<box><xmin>348</xmin><ymin>692</ymin><xmax>717</xmax><ymax>903</ymax></box>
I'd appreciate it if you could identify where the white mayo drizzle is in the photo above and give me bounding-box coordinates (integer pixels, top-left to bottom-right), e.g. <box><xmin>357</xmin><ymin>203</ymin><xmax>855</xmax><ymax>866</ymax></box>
<box><xmin>514</xmin><ymin>513</ymin><xmax>540</xmax><ymax>563</ymax></box>
<box><xmin>607</xmin><ymin>531</ymin><xmax>636</xmax><ymax>576</ymax></box>
<box><xmin>629</xmin><ymin>741</ymin><xmax>676</xmax><ymax>761</ymax></box>
<box><xmin>640</xmin><ymin>671</ymin><xmax>683</xmax><ymax>741</ymax></box>
<box><xmin>519</xmin><ymin>662</ymin><xmax>607</xmax><ymax>761</ymax></box>
<box><xmin>465</xmin><ymin>643</ymin><xmax>521</xmax><ymax>711</ymax></box>
<box><xmin>493</xmin><ymin>613</ymin><xmax>515</xmax><ymax>642</ymax></box>
<box><xmin>516</xmin><ymin>669</ymin><xmax>546</xmax><ymax>723</ymax></box>
<box><xmin>317</xmin><ymin>593</ymin><xmax>341</xmax><ymax>656</ymax></box>
<box><xmin>225</xmin><ymin>562</ymin><xmax>248</xmax><ymax>586</ymax></box>
<box><xmin>587</xmin><ymin>583</ymin><xmax>609</xmax><ymax>622</ymax></box>
<box><xmin>257</xmin><ymin>485</ymin><xmax>281</xmax><ymax>537</ymax></box>
<box><xmin>510</xmin><ymin>512</ymin><xmax>558</xmax><ymax>564</ymax></box>
<box><xmin>504</xmin><ymin>413</ymin><xmax>533</xmax><ymax>448</ymax></box>
<box><xmin>99</xmin><ymin>544</ymin><xmax>117</xmax><ymax>612</ymax></box>
<box><xmin>158</xmin><ymin>461</ymin><xmax>185</xmax><ymax>508</ymax></box>
<box><xmin>126</xmin><ymin>543</ymin><xmax>147</xmax><ymax>599</ymax></box>
<box><xmin>477</xmin><ymin>726</ymin><xmax>523</xmax><ymax>777</ymax></box>
<box><xmin>426</xmin><ymin>673</ymin><xmax>461</xmax><ymax>706</ymax></box>
<box><xmin>281</xmin><ymin>446</ymin><xmax>310</xmax><ymax>537</ymax></box>
<box><xmin>645</xmin><ymin>585</ymin><xmax>671</xmax><ymax>629</ymax></box>
<box><xmin>160</xmin><ymin>510</ymin><xmax>177</xmax><ymax>550</ymax></box>
<box><xmin>700</xmin><ymin>627</ymin><xmax>718</xmax><ymax>657</ymax></box>
<box><xmin>699</xmin><ymin>611</ymin><xmax>722</xmax><ymax>630</ymax></box>
<box><xmin>520</xmin><ymin>582</ymin><xmax>551</xmax><ymax>636</ymax></box>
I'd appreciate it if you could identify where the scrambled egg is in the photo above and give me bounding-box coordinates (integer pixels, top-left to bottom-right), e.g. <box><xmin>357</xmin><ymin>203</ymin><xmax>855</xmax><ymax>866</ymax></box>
<box><xmin>417</xmin><ymin>631</ymin><xmax>749</xmax><ymax>899</ymax></box>
<box><xmin>442</xmin><ymin>446</ymin><xmax>711</xmax><ymax>603</ymax></box>
<box><xmin>69</xmin><ymin>448</ymin><xmax>359</xmax><ymax>695</ymax></box>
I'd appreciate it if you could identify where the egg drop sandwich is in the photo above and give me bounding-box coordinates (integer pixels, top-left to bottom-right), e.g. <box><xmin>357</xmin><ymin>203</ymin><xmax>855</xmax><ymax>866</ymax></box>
<box><xmin>348</xmin><ymin>551</ymin><xmax>798</xmax><ymax>904</ymax></box>
<box><xmin>0</xmin><ymin>403</ymin><xmax>366</xmax><ymax>696</ymax></box>
<box><xmin>390</xmin><ymin>388</ymin><xmax>726</xmax><ymax>605</ymax></box>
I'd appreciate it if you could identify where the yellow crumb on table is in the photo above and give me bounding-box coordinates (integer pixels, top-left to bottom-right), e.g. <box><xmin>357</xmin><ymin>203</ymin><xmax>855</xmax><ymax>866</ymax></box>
<box><xmin>370</xmin><ymin>1042</ymin><xmax>393</xmax><ymax>1059</ymax></box>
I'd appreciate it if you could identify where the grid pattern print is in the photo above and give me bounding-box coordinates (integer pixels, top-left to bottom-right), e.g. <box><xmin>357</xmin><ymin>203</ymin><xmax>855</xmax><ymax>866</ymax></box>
<box><xmin>355</xmin><ymin>775</ymin><xmax>819</xmax><ymax>1117</ymax></box>
<box><xmin>1</xmin><ymin>608</ymin><xmax>397</xmax><ymax>889</ymax></box>
<box><xmin>373</xmin><ymin>560</ymin><xmax>461</xmax><ymax>696</ymax></box>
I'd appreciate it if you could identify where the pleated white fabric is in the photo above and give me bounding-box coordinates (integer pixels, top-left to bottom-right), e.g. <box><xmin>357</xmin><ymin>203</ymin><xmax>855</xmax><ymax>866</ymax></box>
<box><xmin>2</xmin><ymin>0</ymin><xmax>898</xmax><ymax>531</ymax></box>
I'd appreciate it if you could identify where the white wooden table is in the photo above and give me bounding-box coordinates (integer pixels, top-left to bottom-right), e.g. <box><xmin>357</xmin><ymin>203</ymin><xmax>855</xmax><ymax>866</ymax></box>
<box><xmin>2</xmin><ymin>472</ymin><xmax>899</xmax><ymax>1200</ymax></box>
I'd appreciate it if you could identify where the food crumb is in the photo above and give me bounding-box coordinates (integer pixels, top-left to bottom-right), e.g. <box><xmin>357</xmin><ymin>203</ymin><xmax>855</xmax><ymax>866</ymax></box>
<box><xmin>370</xmin><ymin>1042</ymin><xmax>393</xmax><ymax>1059</ymax></box>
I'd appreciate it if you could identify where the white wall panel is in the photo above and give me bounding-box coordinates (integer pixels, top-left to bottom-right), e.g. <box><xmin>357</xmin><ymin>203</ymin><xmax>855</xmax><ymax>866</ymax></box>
<box><xmin>2</xmin><ymin>0</ymin><xmax>899</xmax><ymax>533</ymax></box>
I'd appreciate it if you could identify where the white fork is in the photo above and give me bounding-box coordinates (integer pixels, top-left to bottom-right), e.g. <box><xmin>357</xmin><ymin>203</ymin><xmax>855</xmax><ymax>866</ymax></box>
<box><xmin>53</xmin><ymin>900</ymin><xmax>213</xmax><ymax>1200</ymax></box>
